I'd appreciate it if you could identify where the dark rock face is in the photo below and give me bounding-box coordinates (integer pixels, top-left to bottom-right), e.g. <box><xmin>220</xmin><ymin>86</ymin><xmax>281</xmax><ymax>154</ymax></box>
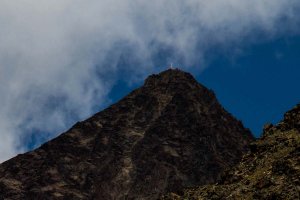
<box><xmin>164</xmin><ymin>104</ymin><xmax>300</xmax><ymax>200</ymax></box>
<box><xmin>0</xmin><ymin>69</ymin><xmax>253</xmax><ymax>200</ymax></box>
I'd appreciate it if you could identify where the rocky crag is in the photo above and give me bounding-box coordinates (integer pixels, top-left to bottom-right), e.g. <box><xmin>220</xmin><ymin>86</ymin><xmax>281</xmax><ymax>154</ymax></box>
<box><xmin>162</xmin><ymin>104</ymin><xmax>300</xmax><ymax>200</ymax></box>
<box><xmin>0</xmin><ymin>69</ymin><xmax>253</xmax><ymax>200</ymax></box>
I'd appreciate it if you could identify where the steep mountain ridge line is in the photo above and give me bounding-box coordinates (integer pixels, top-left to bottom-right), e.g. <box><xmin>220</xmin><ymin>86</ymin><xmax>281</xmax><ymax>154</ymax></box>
<box><xmin>0</xmin><ymin>69</ymin><xmax>254</xmax><ymax>200</ymax></box>
<box><xmin>162</xmin><ymin>103</ymin><xmax>300</xmax><ymax>200</ymax></box>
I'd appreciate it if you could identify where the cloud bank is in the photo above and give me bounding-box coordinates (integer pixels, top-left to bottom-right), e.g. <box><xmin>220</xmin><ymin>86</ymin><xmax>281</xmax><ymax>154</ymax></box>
<box><xmin>0</xmin><ymin>0</ymin><xmax>299</xmax><ymax>161</ymax></box>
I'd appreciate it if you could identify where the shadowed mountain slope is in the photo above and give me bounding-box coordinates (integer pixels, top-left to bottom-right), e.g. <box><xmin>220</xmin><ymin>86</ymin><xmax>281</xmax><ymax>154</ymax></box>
<box><xmin>0</xmin><ymin>69</ymin><xmax>253</xmax><ymax>200</ymax></box>
<box><xmin>162</xmin><ymin>104</ymin><xmax>300</xmax><ymax>200</ymax></box>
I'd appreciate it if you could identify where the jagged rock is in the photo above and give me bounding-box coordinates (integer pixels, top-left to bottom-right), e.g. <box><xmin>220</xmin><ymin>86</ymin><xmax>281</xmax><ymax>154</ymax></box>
<box><xmin>263</xmin><ymin>123</ymin><xmax>273</xmax><ymax>134</ymax></box>
<box><xmin>0</xmin><ymin>69</ymin><xmax>253</xmax><ymax>200</ymax></box>
<box><xmin>163</xmin><ymin>104</ymin><xmax>300</xmax><ymax>200</ymax></box>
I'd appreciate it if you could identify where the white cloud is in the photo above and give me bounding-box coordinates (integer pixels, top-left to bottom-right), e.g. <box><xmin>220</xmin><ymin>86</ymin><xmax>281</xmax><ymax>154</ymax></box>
<box><xmin>0</xmin><ymin>0</ymin><xmax>299</xmax><ymax>162</ymax></box>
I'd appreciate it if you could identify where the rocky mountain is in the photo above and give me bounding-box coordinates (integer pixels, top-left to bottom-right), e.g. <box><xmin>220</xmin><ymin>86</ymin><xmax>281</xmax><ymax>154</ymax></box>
<box><xmin>162</xmin><ymin>104</ymin><xmax>300</xmax><ymax>200</ymax></box>
<box><xmin>0</xmin><ymin>69</ymin><xmax>254</xmax><ymax>200</ymax></box>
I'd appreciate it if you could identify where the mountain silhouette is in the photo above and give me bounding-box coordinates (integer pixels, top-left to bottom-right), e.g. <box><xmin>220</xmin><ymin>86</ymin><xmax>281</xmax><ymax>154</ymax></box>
<box><xmin>0</xmin><ymin>69</ymin><xmax>254</xmax><ymax>199</ymax></box>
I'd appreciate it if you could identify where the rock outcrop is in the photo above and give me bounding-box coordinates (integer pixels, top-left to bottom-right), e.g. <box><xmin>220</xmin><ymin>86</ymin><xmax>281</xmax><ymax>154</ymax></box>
<box><xmin>0</xmin><ymin>69</ymin><xmax>253</xmax><ymax>200</ymax></box>
<box><xmin>162</xmin><ymin>104</ymin><xmax>300</xmax><ymax>200</ymax></box>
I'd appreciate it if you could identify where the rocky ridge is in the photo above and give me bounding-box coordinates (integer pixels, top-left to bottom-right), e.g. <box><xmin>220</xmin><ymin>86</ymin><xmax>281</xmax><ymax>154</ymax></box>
<box><xmin>162</xmin><ymin>104</ymin><xmax>300</xmax><ymax>200</ymax></box>
<box><xmin>0</xmin><ymin>69</ymin><xmax>253</xmax><ymax>200</ymax></box>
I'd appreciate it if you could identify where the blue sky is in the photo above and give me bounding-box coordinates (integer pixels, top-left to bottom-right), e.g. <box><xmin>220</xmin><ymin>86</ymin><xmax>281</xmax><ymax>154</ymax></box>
<box><xmin>200</xmin><ymin>35</ymin><xmax>300</xmax><ymax>135</ymax></box>
<box><xmin>1</xmin><ymin>1</ymin><xmax>300</xmax><ymax>161</ymax></box>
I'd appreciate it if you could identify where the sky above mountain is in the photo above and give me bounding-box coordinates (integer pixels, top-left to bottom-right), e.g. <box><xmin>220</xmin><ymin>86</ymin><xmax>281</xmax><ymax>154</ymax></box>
<box><xmin>0</xmin><ymin>0</ymin><xmax>300</xmax><ymax>162</ymax></box>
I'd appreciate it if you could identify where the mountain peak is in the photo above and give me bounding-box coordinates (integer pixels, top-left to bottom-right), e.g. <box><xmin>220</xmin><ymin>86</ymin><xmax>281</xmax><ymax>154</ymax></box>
<box><xmin>153</xmin><ymin>68</ymin><xmax>195</xmax><ymax>79</ymax></box>
<box><xmin>0</xmin><ymin>69</ymin><xmax>253</xmax><ymax>199</ymax></box>
<box><xmin>144</xmin><ymin>69</ymin><xmax>198</xmax><ymax>88</ymax></box>
<box><xmin>142</xmin><ymin>69</ymin><xmax>213</xmax><ymax>104</ymax></box>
